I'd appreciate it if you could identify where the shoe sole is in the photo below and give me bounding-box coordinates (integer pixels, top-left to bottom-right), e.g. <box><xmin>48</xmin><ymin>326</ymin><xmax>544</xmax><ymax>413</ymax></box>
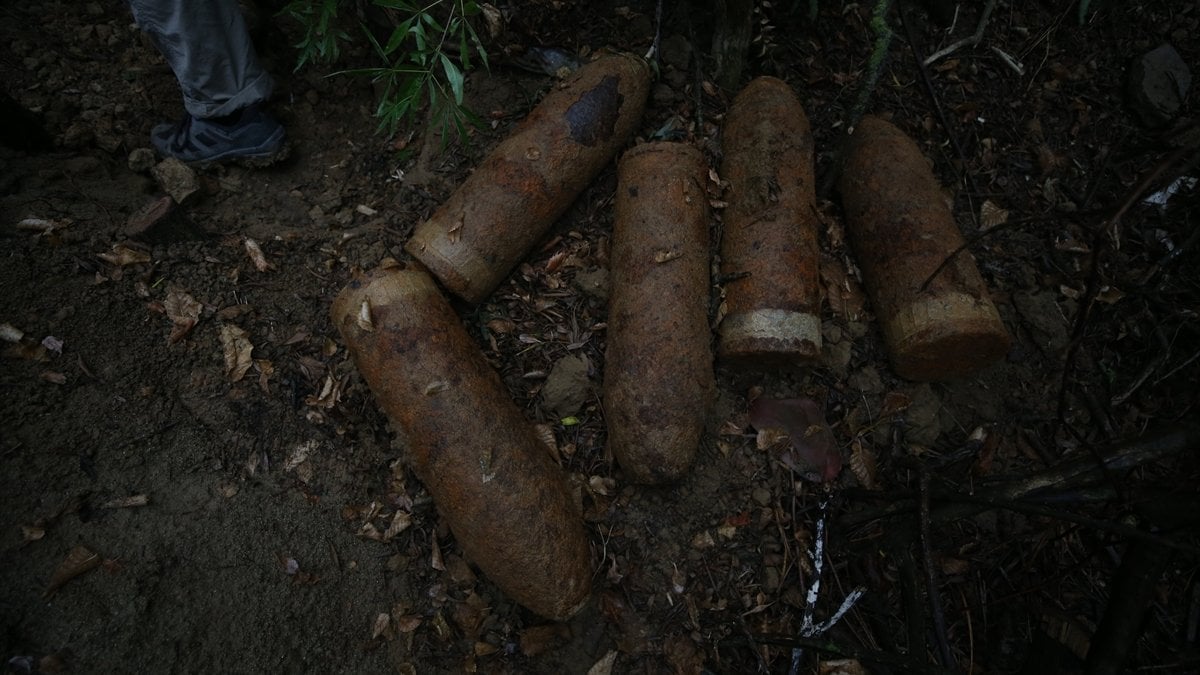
<box><xmin>185</xmin><ymin>142</ymin><xmax>290</xmax><ymax>171</ymax></box>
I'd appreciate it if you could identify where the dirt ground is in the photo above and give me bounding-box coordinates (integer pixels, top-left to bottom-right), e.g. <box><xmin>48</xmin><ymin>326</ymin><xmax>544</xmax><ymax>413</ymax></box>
<box><xmin>2</xmin><ymin>1</ymin><xmax>1198</xmax><ymax>673</ymax></box>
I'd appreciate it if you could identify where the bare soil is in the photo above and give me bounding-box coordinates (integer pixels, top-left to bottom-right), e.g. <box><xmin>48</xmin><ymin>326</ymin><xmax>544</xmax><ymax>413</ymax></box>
<box><xmin>2</xmin><ymin>2</ymin><xmax>1198</xmax><ymax>673</ymax></box>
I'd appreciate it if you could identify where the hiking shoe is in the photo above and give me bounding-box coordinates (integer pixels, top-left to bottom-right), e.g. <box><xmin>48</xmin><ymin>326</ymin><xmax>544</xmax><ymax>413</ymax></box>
<box><xmin>151</xmin><ymin>104</ymin><xmax>287</xmax><ymax>166</ymax></box>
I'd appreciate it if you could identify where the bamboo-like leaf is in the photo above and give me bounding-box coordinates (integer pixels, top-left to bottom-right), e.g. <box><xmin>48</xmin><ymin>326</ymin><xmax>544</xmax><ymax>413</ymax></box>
<box><xmin>440</xmin><ymin>53</ymin><xmax>465</xmax><ymax>104</ymax></box>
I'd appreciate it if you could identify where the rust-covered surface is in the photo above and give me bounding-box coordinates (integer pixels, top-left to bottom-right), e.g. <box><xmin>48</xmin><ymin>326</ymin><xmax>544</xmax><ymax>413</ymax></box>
<box><xmin>331</xmin><ymin>263</ymin><xmax>591</xmax><ymax>620</ymax></box>
<box><xmin>405</xmin><ymin>54</ymin><xmax>651</xmax><ymax>304</ymax></box>
<box><xmin>718</xmin><ymin>77</ymin><xmax>821</xmax><ymax>367</ymax></box>
<box><xmin>838</xmin><ymin>115</ymin><xmax>1011</xmax><ymax>380</ymax></box>
<box><xmin>604</xmin><ymin>142</ymin><xmax>715</xmax><ymax>484</ymax></box>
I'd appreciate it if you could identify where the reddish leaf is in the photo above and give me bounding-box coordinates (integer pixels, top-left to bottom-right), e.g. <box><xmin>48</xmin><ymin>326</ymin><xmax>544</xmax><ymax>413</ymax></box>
<box><xmin>748</xmin><ymin>397</ymin><xmax>842</xmax><ymax>483</ymax></box>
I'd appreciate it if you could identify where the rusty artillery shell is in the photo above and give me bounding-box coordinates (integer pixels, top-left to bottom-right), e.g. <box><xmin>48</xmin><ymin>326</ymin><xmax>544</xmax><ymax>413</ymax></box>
<box><xmin>331</xmin><ymin>264</ymin><xmax>591</xmax><ymax>620</ymax></box>
<box><xmin>604</xmin><ymin>143</ymin><xmax>715</xmax><ymax>484</ymax></box>
<box><xmin>838</xmin><ymin>116</ymin><xmax>1011</xmax><ymax>380</ymax></box>
<box><xmin>405</xmin><ymin>54</ymin><xmax>652</xmax><ymax>304</ymax></box>
<box><xmin>718</xmin><ymin>77</ymin><xmax>821</xmax><ymax>367</ymax></box>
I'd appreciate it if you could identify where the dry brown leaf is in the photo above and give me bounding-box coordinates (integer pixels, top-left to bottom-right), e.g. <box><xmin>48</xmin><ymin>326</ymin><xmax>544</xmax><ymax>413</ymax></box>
<box><xmin>40</xmin><ymin>371</ymin><xmax>66</xmax><ymax>385</ymax></box>
<box><xmin>5</xmin><ymin>340</ymin><xmax>48</xmax><ymax>362</ymax></box>
<box><xmin>97</xmin><ymin>243</ymin><xmax>151</xmax><ymax>267</ymax></box>
<box><xmin>219</xmin><ymin>324</ymin><xmax>253</xmax><ymax>382</ymax></box>
<box><xmin>690</xmin><ymin>530</ymin><xmax>715</xmax><ymax>550</ymax></box>
<box><xmin>545</xmin><ymin>250</ymin><xmax>568</xmax><ymax>273</ymax></box>
<box><xmin>486</xmin><ymin>318</ymin><xmax>515</xmax><ymax>334</ymax></box>
<box><xmin>284</xmin><ymin>441</ymin><xmax>316</xmax><ymax>472</ymax></box>
<box><xmin>1037</xmin><ymin>144</ymin><xmax>1066</xmax><ymax>175</ymax></box>
<box><xmin>243</xmin><ymin>238</ymin><xmax>274</xmax><ymax>272</ymax></box>
<box><xmin>45</xmin><ymin>545</ymin><xmax>101</xmax><ymax>596</ymax></box>
<box><xmin>164</xmin><ymin>288</ymin><xmax>202</xmax><ymax>343</ymax></box>
<box><xmin>394</xmin><ymin>614</ymin><xmax>423</xmax><ymax>633</ymax></box>
<box><xmin>304</xmin><ymin>374</ymin><xmax>343</xmax><ymax>409</ymax></box>
<box><xmin>255</xmin><ymin>359</ymin><xmax>274</xmax><ymax>394</ymax></box>
<box><xmin>819</xmin><ymin>253</ymin><xmax>867</xmax><ymax>322</ymax></box>
<box><xmin>371</xmin><ymin>612</ymin><xmax>391</xmax><ymax>640</ymax></box>
<box><xmin>755</xmin><ymin>426</ymin><xmax>790</xmax><ymax>451</ymax></box>
<box><xmin>979</xmin><ymin>200</ymin><xmax>1009</xmax><ymax>230</ymax></box>
<box><xmin>587</xmin><ymin>650</ymin><xmax>619</xmax><ymax>675</ymax></box>
<box><xmin>880</xmin><ymin>391</ymin><xmax>912</xmax><ymax>418</ymax></box>
<box><xmin>357</xmin><ymin>522</ymin><xmax>383</xmax><ymax>541</ymax></box>
<box><xmin>849</xmin><ymin>439</ymin><xmax>879</xmax><ymax>490</ymax></box>
<box><xmin>22</xmin><ymin>524</ymin><xmax>46</xmax><ymax>542</ymax></box>
<box><xmin>1096</xmin><ymin>285</ymin><xmax>1125</xmax><ymax>304</ymax></box>
<box><xmin>533</xmin><ymin>423</ymin><xmax>558</xmax><ymax>461</ymax></box>
<box><xmin>382</xmin><ymin>511</ymin><xmax>412</xmax><ymax>542</ymax></box>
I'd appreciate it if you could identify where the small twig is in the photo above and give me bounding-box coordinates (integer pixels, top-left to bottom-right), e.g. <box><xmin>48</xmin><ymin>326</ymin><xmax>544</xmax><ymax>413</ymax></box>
<box><xmin>644</xmin><ymin>0</ymin><xmax>664</xmax><ymax>64</ymax></box>
<box><xmin>989</xmin><ymin>45</ymin><xmax>1025</xmax><ymax>76</ymax></box>
<box><xmin>923</xmin><ymin>0</ymin><xmax>996</xmax><ymax>66</ymax></box>
<box><xmin>919</xmin><ymin>471</ymin><xmax>956</xmax><ymax>669</ymax></box>
<box><xmin>1056</xmin><ymin>146</ymin><xmax>1193</xmax><ymax>431</ymax></box>
<box><xmin>1152</xmin><ymin>347</ymin><xmax>1200</xmax><ymax>388</ymax></box>
<box><xmin>1110</xmin><ymin>324</ymin><xmax>1170</xmax><ymax>406</ymax></box>
<box><xmin>898</xmin><ymin>0</ymin><xmax>979</xmax><ymax>221</ymax></box>
<box><xmin>843</xmin><ymin>424</ymin><xmax>1200</xmax><ymax>528</ymax></box>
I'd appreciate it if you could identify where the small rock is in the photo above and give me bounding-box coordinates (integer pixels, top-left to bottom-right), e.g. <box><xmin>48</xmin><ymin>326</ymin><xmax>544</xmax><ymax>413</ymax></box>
<box><xmin>573</xmin><ymin>268</ymin><xmax>610</xmax><ymax>302</ymax></box>
<box><xmin>124</xmin><ymin>195</ymin><xmax>207</xmax><ymax>243</ymax></box>
<box><xmin>1128</xmin><ymin>44</ymin><xmax>1191</xmax><ymax>127</ymax></box>
<box><xmin>128</xmin><ymin>147</ymin><xmax>156</xmax><ymax>172</ymax></box>
<box><xmin>1013</xmin><ymin>291</ymin><xmax>1069</xmax><ymax>356</ymax></box>
<box><xmin>541</xmin><ymin>354</ymin><xmax>590</xmax><ymax>419</ymax></box>
<box><xmin>151</xmin><ymin>157</ymin><xmax>200</xmax><ymax>205</ymax></box>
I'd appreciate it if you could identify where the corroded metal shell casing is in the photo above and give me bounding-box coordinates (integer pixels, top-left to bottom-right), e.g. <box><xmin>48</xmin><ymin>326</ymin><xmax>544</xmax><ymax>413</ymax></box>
<box><xmin>331</xmin><ymin>264</ymin><xmax>591</xmax><ymax>620</ymax></box>
<box><xmin>604</xmin><ymin>143</ymin><xmax>716</xmax><ymax>484</ymax></box>
<box><xmin>838</xmin><ymin>116</ymin><xmax>1011</xmax><ymax>380</ymax></box>
<box><xmin>405</xmin><ymin>54</ymin><xmax>652</xmax><ymax>304</ymax></box>
<box><xmin>718</xmin><ymin>77</ymin><xmax>822</xmax><ymax>367</ymax></box>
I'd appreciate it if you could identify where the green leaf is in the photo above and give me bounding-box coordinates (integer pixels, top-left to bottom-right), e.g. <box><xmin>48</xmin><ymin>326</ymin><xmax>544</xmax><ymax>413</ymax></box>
<box><xmin>440</xmin><ymin>53</ymin><xmax>465</xmax><ymax>104</ymax></box>
<box><xmin>383</xmin><ymin>19</ymin><xmax>413</xmax><ymax>56</ymax></box>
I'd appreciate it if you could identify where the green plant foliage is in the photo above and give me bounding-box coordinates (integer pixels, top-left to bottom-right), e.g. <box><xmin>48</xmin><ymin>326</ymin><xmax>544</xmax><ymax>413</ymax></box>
<box><xmin>283</xmin><ymin>0</ymin><xmax>489</xmax><ymax>144</ymax></box>
<box><xmin>281</xmin><ymin>0</ymin><xmax>351</xmax><ymax>70</ymax></box>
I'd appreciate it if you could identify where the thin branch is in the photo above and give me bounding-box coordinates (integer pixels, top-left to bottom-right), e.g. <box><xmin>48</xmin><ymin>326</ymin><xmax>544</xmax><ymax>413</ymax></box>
<box><xmin>920</xmin><ymin>471</ymin><xmax>956</xmax><ymax>669</ymax></box>
<box><xmin>899</xmin><ymin>0</ymin><xmax>980</xmax><ymax>214</ymax></box>
<box><xmin>923</xmin><ymin>0</ymin><xmax>996</xmax><ymax>66</ymax></box>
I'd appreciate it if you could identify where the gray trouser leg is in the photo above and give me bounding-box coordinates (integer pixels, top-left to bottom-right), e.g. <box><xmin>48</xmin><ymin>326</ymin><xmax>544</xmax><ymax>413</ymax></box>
<box><xmin>128</xmin><ymin>0</ymin><xmax>274</xmax><ymax>118</ymax></box>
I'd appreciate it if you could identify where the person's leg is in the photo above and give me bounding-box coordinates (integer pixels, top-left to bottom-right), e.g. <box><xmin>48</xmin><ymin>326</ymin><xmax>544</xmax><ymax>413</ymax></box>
<box><xmin>129</xmin><ymin>0</ymin><xmax>272</xmax><ymax>118</ymax></box>
<box><xmin>129</xmin><ymin>0</ymin><xmax>285</xmax><ymax>164</ymax></box>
